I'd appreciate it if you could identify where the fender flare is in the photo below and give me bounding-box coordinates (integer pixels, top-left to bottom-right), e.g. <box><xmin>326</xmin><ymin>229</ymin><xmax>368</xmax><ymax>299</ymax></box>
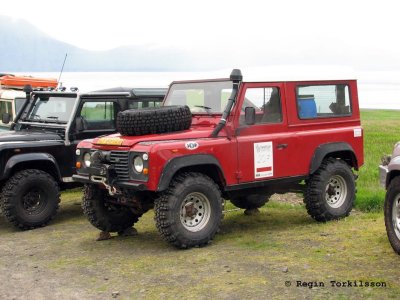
<box><xmin>1</xmin><ymin>153</ymin><xmax>61</xmax><ymax>181</ymax></box>
<box><xmin>157</xmin><ymin>154</ymin><xmax>225</xmax><ymax>191</ymax></box>
<box><xmin>310</xmin><ymin>142</ymin><xmax>358</xmax><ymax>174</ymax></box>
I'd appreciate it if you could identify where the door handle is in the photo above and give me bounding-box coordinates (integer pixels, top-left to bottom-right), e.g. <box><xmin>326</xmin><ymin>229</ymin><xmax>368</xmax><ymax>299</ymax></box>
<box><xmin>277</xmin><ymin>143</ymin><xmax>288</xmax><ymax>149</ymax></box>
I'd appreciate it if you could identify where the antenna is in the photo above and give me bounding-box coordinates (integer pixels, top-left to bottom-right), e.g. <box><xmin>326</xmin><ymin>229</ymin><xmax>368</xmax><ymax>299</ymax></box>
<box><xmin>57</xmin><ymin>53</ymin><xmax>68</xmax><ymax>88</ymax></box>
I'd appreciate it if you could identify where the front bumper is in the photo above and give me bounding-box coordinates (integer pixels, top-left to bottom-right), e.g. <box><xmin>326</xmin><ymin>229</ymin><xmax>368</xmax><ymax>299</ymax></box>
<box><xmin>72</xmin><ymin>174</ymin><xmax>147</xmax><ymax>191</ymax></box>
<box><xmin>73</xmin><ymin>162</ymin><xmax>147</xmax><ymax>191</ymax></box>
<box><xmin>379</xmin><ymin>165</ymin><xmax>388</xmax><ymax>188</ymax></box>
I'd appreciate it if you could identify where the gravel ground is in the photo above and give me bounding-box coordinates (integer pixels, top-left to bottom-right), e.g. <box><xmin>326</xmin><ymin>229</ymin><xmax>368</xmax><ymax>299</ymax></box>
<box><xmin>1</xmin><ymin>192</ymin><xmax>399</xmax><ymax>299</ymax></box>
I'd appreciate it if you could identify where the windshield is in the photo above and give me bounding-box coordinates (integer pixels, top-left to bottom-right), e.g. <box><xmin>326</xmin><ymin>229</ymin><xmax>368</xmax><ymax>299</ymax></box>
<box><xmin>164</xmin><ymin>80</ymin><xmax>233</xmax><ymax>114</ymax></box>
<box><xmin>25</xmin><ymin>96</ymin><xmax>75</xmax><ymax>124</ymax></box>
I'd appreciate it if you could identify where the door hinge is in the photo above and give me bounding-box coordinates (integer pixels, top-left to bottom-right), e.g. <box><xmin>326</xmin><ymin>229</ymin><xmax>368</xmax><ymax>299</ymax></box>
<box><xmin>235</xmin><ymin>171</ymin><xmax>243</xmax><ymax>180</ymax></box>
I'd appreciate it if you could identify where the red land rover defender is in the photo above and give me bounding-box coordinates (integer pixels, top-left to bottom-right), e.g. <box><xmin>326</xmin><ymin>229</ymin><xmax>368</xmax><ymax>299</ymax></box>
<box><xmin>73</xmin><ymin>69</ymin><xmax>364</xmax><ymax>249</ymax></box>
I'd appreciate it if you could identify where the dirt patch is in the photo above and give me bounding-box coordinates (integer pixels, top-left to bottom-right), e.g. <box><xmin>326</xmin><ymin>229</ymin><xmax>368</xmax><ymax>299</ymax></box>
<box><xmin>0</xmin><ymin>191</ymin><xmax>399</xmax><ymax>299</ymax></box>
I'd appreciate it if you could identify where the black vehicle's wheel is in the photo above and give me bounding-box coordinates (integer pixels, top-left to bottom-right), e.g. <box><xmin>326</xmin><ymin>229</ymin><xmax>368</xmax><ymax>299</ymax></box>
<box><xmin>230</xmin><ymin>194</ymin><xmax>270</xmax><ymax>209</ymax></box>
<box><xmin>154</xmin><ymin>172</ymin><xmax>223</xmax><ymax>249</ymax></box>
<box><xmin>304</xmin><ymin>158</ymin><xmax>355</xmax><ymax>222</ymax></box>
<box><xmin>1</xmin><ymin>169</ymin><xmax>60</xmax><ymax>230</ymax></box>
<box><xmin>117</xmin><ymin>105</ymin><xmax>192</xmax><ymax>136</ymax></box>
<box><xmin>82</xmin><ymin>185</ymin><xmax>141</xmax><ymax>232</ymax></box>
<box><xmin>384</xmin><ymin>176</ymin><xmax>400</xmax><ymax>254</ymax></box>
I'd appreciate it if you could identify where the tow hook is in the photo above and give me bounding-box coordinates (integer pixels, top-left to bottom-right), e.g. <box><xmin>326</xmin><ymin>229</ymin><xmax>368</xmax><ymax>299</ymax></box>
<box><xmin>105</xmin><ymin>183</ymin><xmax>120</xmax><ymax>196</ymax></box>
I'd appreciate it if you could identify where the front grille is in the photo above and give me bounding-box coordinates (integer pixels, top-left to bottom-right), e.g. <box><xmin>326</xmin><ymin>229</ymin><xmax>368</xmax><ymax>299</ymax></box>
<box><xmin>110</xmin><ymin>151</ymin><xmax>130</xmax><ymax>181</ymax></box>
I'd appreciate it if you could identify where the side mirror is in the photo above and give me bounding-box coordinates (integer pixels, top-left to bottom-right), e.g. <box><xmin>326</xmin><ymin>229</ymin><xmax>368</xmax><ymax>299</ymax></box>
<box><xmin>2</xmin><ymin>113</ymin><xmax>11</xmax><ymax>124</ymax></box>
<box><xmin>244</xmin><ymin>107</ymin><xmax>256</xmax><ymax>125</ymax></box>
<box><xmin>75</xmin><ymin>117</ymin><xmax>84</xmax><ymax>132</ymax></box>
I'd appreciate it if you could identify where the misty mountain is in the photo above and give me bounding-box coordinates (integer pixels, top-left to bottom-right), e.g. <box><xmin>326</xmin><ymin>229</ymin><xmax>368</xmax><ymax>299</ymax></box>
<box><xmin>0</xmin><ymin>16</ymin><xmax>200</xmax><ymax>72</ymax></box>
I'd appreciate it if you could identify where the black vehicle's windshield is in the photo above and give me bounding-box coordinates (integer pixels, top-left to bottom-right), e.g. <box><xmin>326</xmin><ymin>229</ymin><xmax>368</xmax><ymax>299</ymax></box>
<box><xmin>25</xmin><ymin>96</ymin><xmax>75</xmax><ymax>124</ymax></box>
<box><xmin>164</xmin><ymin>80</ymin><xmax>233</xmax><ymax>114</ymax></box>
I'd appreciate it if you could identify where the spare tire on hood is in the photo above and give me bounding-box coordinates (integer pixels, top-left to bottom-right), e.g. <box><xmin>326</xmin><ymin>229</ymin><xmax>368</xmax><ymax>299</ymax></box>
<box><xmin>117</xmin><ymin>105</ymin><xmax>192</xmax><ymax>136</ymax></box>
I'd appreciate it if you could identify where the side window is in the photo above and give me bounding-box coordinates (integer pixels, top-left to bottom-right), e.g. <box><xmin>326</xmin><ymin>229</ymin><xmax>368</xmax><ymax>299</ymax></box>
<box><xmin>128</xmin><ymin>100</ymin><xmax>162</xmax><ymax>109</ymax></box>
<box><xmin>240</xmin><ymin>87</ymin><xmax>282</xmax><ymax>125</ymax></box>
<box><xmin>80</xmin><ymin>101</ymin><xmax>115</xmax><ymax>130</ymax></box>
<box><xmin>0</xmin><ymin>100</ymin><xmax>13</xmax><ymax>119</ymax></box>
<box><xmin>296</xmin><ymin>84</ymin><xmax>351</xmax><ymax>119</ymax></box>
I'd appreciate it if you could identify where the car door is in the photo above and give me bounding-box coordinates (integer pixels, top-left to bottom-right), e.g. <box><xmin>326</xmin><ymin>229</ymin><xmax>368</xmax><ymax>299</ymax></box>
<box><xmin>235</xmin><ymin>83</ymin><xmax>295</xmax><ymax>183</ymax></box>
<box><xmin>63</xmin><ymin>100</ymin><xmax>119</xmax><ymax>177</ymax></box>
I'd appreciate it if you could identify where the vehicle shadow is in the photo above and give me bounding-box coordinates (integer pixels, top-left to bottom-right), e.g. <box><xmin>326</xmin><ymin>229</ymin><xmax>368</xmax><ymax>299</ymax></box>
<box><xmin>52</xmin><ymin>201</ymin><xmax>85</xmax><ymax>225</ymax></box>
<box><xmin>79</xmin><ymin>206</ymin><xmax>317</xmax><ymax>251</ymax></box>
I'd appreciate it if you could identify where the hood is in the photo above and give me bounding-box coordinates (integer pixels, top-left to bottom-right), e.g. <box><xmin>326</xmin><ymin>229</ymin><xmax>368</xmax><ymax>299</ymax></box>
<box><xmin>93</xmin><ymin>127</ymin><xmax>217</xmax><ymax>148</ymax></box>
<box><xmin>0</xmin><ymin>129</ymin><xmax>63</xmax><ymax>143</ymax></box>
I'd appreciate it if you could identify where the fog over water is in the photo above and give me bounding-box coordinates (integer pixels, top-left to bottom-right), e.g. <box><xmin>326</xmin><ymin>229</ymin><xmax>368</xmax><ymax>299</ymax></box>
<box><xmin>19</xmin><ymin>71</ymin><xmax>400</xmax><ymax>110</ymax></box>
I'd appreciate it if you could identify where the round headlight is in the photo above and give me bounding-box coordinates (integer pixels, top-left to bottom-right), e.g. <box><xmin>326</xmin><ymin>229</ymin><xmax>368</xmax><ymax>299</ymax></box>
<box><xmin>83</xmin><ymin>152</ymin><xmax>91</xmax><ymax>167</ymax></box>
<box><xmin>76</xmin><ymin>149</ymin><xmax>81</xmax><ymax>156</ymax></box>
<box><xmin>133</xmin><ymin>156</ymin><xmax>144</xmax><ymax>173</ymax></box>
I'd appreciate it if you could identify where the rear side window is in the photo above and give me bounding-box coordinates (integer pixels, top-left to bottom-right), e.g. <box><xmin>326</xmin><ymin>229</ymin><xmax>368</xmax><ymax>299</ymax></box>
<box><xmin>128</xmin><ymin>99</ymin><xmax>162</xmax><ymax>109</ymax></box>
<box><xmin>296</xmin><ymin>84</ymin><xmax>351</xmax><ymax>119</ymax></box>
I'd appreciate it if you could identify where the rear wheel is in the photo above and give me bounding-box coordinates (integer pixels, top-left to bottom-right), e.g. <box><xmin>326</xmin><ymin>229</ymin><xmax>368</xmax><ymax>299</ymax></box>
<box><xmin>82</xmin><ymin>185</ymin><xmax>141</xmax><ymax>232</ymax></box>
<box><xmin>1</xmin><ymin>169</ymin><xmax>60</xmax><ymax>229</ymax></box>
<box><xmin>304</xmin><ymin>158</ymin><xmax>355</xmax><ymax>222</ymax></box>
<box><xmin>154</xmin><ymin>172</ymin><xmax>223</xmax><ymax>249</ymax></box>
<box><xmin>384</xmin><ymin>176</ymin><xmax>400</xmax><ymax>254</ymax></box>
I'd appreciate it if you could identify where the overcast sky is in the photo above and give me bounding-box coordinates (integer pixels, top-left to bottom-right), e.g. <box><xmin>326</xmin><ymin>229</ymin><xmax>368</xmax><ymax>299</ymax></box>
<box><xmin>2</xmin><ymin>0</ymin><xmax>400</xmax><ymax>72</ymax></box>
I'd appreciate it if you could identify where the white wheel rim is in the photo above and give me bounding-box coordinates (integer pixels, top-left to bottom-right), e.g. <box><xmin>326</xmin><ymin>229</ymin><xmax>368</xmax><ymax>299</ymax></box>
<box><xmin>325</xmin><ymin>175</ymin><xmax>348</xmax><ymax>208</ymax></box>
<box><xmin>180</xmin><ymin>192</ymin><xmax>211</xmax><ymax>232</ymax></box>
<box><xmin>392</xmin><ymin>194</ymin><xmax>400</xmax><ymax>240</ymax></box>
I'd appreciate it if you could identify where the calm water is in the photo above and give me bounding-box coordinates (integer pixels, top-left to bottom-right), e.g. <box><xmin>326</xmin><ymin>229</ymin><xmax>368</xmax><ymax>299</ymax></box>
<box><xmin>14</xmin><ymin>71</ymin><xmax>400</xmax><ymax>110</ymax></box>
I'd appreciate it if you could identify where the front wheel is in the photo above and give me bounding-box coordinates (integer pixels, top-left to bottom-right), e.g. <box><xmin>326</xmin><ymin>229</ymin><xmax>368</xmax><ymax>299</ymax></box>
<box><xmin>1</xmin><ymin>169</ymin><xmax>60</xmax><ymax>229</ymax></box>
<box><xmin>304</xmin><ymin>158</ymin><xmax>355</xmax><ymax>222</ymax></box>
<box><xmin>384</xmin><ymin>177</ymin><xmax>400</xmax><ymax>254</ymax></box>
<box><xmin>82</xmin><ymin>185</ymin><xmax>141</xmax><ymax>232</ymax></box>
<box><xmin>154</xmin><ymin>172</ymin><xmax>223</xmax><ymax>249</ymax></box>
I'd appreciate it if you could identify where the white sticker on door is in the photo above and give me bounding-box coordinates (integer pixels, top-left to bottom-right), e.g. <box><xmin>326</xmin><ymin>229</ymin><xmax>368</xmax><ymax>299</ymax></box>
<box><xmin>254</xmin><ymin>142</ymin><xmax>273</xmax><ymax>179</ymax></box>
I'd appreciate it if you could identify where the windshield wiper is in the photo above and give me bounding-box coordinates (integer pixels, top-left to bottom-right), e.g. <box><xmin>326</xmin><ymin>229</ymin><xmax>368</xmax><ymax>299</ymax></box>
<box><xmin>44</xmin><ymin>116</ymin><xmax>66</xmax><ymax>124</ymax></box>
<box><xmin>194</xmin><ymin>105</ymin><xmax>212</xmax><ymax>115</ymax></box>
<box><xmin>31</xmin><ymin>114</ymin><xmax>41</xmax><ymax>119</ymax></box>
<box><xmin>25</xmin><ymin>114</ymin><xmax>44</xmax><ymax>122</ymax></box>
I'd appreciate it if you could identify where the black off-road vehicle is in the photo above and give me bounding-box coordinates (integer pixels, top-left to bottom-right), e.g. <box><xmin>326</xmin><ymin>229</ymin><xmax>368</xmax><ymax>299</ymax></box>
<box><xmin>0</xmin><ymin>86</ymin><xmax>166</xmax><ymax>229</ymax></box>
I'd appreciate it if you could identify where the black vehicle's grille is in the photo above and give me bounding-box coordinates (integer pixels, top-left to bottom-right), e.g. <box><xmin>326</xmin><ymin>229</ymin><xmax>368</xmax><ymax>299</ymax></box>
<box><xmin>109</xmin><ymin>151</ymin><xmax>130</xmax><ymax>181</ymax></box>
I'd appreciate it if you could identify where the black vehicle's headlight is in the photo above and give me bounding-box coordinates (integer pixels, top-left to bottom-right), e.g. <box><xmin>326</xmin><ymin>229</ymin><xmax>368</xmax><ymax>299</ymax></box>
<box><xmin>133</xmin><ymin>156</ymin><xmax>144</xmax><ymax>173</ymax></box>
<box><xmin>83</xmin><ymin>152</ymin><xmax>91</xmax><ymax>167</ymax></box>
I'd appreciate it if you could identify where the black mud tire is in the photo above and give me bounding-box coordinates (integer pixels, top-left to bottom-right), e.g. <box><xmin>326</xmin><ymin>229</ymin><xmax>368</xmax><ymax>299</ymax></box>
<box><xmin>154</xmin><ymin>172</ymin><xmax>223</xmax><ymax>249</ymax></box>
<box><xmin>82</xmin><ymin>185</ymin><xmax>141</xmax><ymax>232</ymax></box>
<box><xmin>230</xmin><ymin>194</ymin><xmax>270</xmax><ymax>209</ymax></box>
<box><xmin>1</xmin><ymin>169</ymin><xmax>60</xmax><ymax>230</ymax></box>
<box><xmin>117</xmin><ymin>105</ymin><xmax>192</xmax><ymax>136</ymax></box>
<box><xmin>304</xmin><ymin>158</ymin><xmax>355</xmax><ymax>222</ymax></box>
<box><xmin>384</xmin><ymin>176</ymin><xmax>400</xmax><ymax>254</ymax></box>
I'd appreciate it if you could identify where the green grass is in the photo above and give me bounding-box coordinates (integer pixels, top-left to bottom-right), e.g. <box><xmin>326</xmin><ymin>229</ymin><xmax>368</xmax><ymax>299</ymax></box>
<box><xmin>357</xmin><ymin>109</ymin><xmax>400</xmax><ymax>211</ymax></box>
